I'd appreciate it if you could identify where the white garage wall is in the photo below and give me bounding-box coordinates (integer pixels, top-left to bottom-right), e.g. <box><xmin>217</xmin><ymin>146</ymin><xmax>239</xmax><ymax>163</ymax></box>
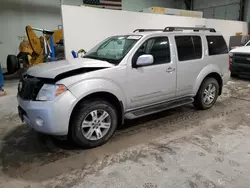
<box><xmin>62</xmin><ymin>5</ymin><xmax>247</xmax><ymax>60</ymax></box>
<box><xmin>205</xmin><ymin>19</ymin><xmax>248</xmax><ymax>43</ymax></box>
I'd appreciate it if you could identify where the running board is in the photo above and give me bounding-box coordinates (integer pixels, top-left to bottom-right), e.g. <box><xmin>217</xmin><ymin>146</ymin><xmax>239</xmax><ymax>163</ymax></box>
<box><xmin>125</xmin><ymin>97</ymin><xmax>194</xmax><ymax>119</ymax></box>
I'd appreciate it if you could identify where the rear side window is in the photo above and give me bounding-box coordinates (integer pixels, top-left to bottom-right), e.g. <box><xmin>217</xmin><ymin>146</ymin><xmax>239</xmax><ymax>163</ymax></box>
<box><xmin>206</xmin><ymin>36</ymin><xmax>228</xmax><ymax>55</ymax></box>
<box><xmin>175</xmin><ymin>36</ymin><xmax>202</xmax><ymax>61</ymax></box>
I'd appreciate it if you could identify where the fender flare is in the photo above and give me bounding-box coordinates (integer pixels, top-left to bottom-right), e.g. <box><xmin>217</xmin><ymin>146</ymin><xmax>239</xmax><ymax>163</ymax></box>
<box><xmin>192</xmin><ymin>64</ymin><xmax>221</xmax><ymax>95</ymax></box>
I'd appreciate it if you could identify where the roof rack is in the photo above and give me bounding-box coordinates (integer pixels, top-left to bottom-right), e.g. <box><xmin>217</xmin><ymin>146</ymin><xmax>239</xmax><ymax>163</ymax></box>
<box><xmin>133</xmin><ymin>27</ymin><xmax>216</xmax><ymax>33</ymax></box>
<box><xmin>163</xmin><ymin>27</ymin><xmax>216</xmax><ymax>32</ymax></box>
<box><xmin>133</xmin><ymin>29</ymin><xmax>163</xmax><ymax>33</ymax></box>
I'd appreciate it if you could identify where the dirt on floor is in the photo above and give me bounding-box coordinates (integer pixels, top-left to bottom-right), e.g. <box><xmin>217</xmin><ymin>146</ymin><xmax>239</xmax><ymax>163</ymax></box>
<box><xmin>1</xmin><ymin>78</ymin><xmax>250</xmax><ymax>188</ymax></box>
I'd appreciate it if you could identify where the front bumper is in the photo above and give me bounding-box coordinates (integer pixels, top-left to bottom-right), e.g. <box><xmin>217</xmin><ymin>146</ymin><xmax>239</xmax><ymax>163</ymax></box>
<box><xmin>17</xmin><ymin>91</ymin><xmax>77</xmax><ymax>136</ymax></box>
<box><xmin>230</xmin><ymin>63</ymin><xmax>250</xmax><ymax>76</ymax></box>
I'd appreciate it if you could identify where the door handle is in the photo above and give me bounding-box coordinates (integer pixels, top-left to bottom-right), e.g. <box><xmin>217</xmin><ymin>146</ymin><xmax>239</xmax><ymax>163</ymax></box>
<box><xmin>166</xmin><ymin>67</ymin><xmax>175</xmax><ymax>73</ymax></box>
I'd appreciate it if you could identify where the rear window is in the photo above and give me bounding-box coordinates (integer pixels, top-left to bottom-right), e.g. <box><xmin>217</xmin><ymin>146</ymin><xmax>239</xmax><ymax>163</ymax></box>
<box><xmin>206</xmin><ymin>36</ymin><xmax>228</xmax><ymax>55</ymax></box>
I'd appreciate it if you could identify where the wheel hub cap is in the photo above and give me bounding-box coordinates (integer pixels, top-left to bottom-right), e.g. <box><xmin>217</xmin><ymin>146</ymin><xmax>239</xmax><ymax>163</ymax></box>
<box><xmin>203</xmin><ymin>83</ymin><xmax>216</xmax><ymax>105</ymax></box>
<box><xmin>81</xmin><ymin>110</ymin><xmax>111</xmax><ymax>141</ymax></box>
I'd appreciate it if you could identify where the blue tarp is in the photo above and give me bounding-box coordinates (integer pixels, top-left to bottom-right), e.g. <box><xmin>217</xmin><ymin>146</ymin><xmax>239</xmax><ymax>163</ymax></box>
<box><xmin>0</xmin><ymin>64</ymin><xmax>4</xmax><ymax>88</ymax></box>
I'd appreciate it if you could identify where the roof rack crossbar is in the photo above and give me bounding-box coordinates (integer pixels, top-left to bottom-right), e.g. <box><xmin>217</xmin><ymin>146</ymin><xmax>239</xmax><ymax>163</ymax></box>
<box><xmin>163</xmin><ymin>27</ymin><xmax>216</xmax><ymax>32</ymax></box>
<box><xmin>133</xmin><ymin>29</ymin><xmax>163</xmax><ymax>33</ymax></box>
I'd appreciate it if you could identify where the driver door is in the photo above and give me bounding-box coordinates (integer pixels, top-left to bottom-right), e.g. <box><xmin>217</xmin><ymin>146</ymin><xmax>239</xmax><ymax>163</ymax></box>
<box><xmin>126</xmin><ymin>36</ymin><xmax>176</xmax><ymax>109</ymax></box>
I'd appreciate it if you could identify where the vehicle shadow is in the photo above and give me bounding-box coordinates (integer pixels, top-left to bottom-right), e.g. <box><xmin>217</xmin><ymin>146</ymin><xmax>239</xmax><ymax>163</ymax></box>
<box><xmin>0</xmin><ymin>105</ymin><xmax>195</xmax><ymax>180</ymax></box>
<box><xmin>0</xmin><ymin>124</ymin><xmax>81</xmax><ymax>172</ymax></box>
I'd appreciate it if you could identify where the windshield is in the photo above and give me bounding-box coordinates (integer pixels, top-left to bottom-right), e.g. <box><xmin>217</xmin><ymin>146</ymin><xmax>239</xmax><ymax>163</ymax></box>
<box><xmin>84</xmin><ymin>35</ymin><xmax>142</xmax><ymax>64</ymax></box>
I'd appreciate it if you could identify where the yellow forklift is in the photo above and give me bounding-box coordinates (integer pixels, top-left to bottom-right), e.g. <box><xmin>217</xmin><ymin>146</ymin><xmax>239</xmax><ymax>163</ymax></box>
<box><xmin>6</xmin><ymin>25</ymin><xmax>64</xmax><ymax>75</ymax></box>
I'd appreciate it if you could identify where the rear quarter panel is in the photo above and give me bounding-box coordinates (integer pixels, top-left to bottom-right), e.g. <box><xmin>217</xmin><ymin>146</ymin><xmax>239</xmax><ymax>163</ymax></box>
<box><xmin>192</xmin><ymin>34</ymin><xmax>229</xmax><ymax>94</ymax></box>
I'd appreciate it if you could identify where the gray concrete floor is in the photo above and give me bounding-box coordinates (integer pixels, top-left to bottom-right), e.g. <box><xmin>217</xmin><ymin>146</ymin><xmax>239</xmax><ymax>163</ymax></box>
<box><xmin>1</xmin><ymin>78</ymin><xmax>250</xmax><ymax>188</ymax></box>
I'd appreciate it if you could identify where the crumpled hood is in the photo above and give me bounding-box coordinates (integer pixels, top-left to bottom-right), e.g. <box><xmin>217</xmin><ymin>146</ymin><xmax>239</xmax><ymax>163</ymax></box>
<box><xmin>230</xmin><ymin>46</ymin><xmax>250</xmax><ymax>54</ymax></box>
<box><xmin>27</xmin><ymin>58</ymin><xmax>114</xmax><ymax>79</ymax></box>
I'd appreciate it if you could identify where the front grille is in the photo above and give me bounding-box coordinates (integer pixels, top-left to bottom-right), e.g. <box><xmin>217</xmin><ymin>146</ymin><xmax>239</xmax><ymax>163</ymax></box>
<box><xmin>18</xmin><ymin>76</ymin><xmax>44</xmax><ymax>100</ymax></box>
<box><xmin>233</xmin><ymin>53</ymin><xmax>250</xmax><ymax>65</ymax></box>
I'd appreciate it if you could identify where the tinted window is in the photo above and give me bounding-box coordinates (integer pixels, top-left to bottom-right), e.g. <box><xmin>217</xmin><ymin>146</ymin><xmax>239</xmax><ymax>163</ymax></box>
<box><xmin>134</xmin><ymin>37</ymin><xmax>171</xmax><ymax>65</ymax></box>
<box><xmin>206</xmin><ymin>36</ymin><xmax>228</xmax><ymax>55</ymax></box>
<box><xmin>175</xmin><ymin>36</ymin><xmax>202</xmax><ymax>61</ymax></box>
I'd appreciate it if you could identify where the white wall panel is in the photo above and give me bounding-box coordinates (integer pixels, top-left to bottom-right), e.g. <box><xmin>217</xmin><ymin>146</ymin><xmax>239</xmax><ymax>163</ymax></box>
<box><xmin>205</xmin><ymin>19</ymin><xmax>247</xmax><ymax>43</ymax></box>
<box><xmin>62</xmin><ymin>5</ymin><xmax>247</xmax><ymax>60</ymax></box>
<box><xmin>62</xmin><ymin>5</ymin><xmax>206</xmax><ymax>59</ymax></box>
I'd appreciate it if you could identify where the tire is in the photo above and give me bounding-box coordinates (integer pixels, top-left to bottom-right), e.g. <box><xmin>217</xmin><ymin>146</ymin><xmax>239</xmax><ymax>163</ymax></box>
<box><xmin>7</xmin><ymin>55</ymin><xmax>19</xmax><ymax>74</ymax></box>
<box><xmin>71</xmin><ymin>99</ymin><xmax>118</xmax><ymax>148</ymax></box>
<box><xmin>193</xmin><ymin>78</ymin><xmax>219</xmax><ymax>110</ymax></box>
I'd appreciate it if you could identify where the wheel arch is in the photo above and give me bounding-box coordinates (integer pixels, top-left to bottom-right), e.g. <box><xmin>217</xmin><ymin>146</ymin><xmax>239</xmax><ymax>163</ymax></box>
<box><xmin>204</xmin><ymin>72</ymin><xmax>223</xmax><ymax>95</ymax></box>
<box><xmin>194</xmin><ymin>72</ymin><xmax>223</xmax><ymax>96</ymax></box>
<box><xmin>193</xmin><ymin>64</ymin><xmax>223</xmax><ymax>96</ymax></box>
<box><xmin>69</xmin><ymin>91</ymin><xmax>125</xmax><ymax>134</ymax></box>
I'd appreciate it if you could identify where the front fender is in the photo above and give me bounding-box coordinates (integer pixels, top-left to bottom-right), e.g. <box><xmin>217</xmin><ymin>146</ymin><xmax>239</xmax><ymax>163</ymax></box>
<box><xmin>68</xmin><ymin>78</ymin><xmax>126</xmax><ymax>109</ymax></box>
<box><xmin>192</xmin><ymin>64</ymin><xmax>221</xmax><ymax>94</ymax></box>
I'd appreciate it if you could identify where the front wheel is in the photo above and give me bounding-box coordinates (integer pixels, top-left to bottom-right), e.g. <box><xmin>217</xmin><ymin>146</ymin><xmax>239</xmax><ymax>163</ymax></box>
<box><xmin>193</xmin><ymin>78</ymin><xmax>219</xmax><ymax>110</ymax></box>
<box><xmin>71</xmin><ymin>99</ymin><xmax>118</xmax><ymax>148</ymax></box>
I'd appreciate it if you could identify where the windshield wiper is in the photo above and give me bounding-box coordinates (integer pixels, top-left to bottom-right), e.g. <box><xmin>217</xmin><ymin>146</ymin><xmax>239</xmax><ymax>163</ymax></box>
<box><xmin>84</xmin><ymin>56</ymin><xmax>119</xmax><ymax>64</ymax></box>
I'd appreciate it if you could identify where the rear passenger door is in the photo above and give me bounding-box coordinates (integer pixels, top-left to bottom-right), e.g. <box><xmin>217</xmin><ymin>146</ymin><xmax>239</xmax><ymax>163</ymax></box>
<box><xmin>174</xmin><ymin>35</ymin><xmax>204</xmax><ymax>97</ymax></box>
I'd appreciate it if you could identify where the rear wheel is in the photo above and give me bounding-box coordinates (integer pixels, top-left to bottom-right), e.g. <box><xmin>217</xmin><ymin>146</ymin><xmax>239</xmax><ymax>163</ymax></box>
<box><xmin>71</xmin><ymin>99</ymin><xmax>118</xmax><ymax>148</ymax></box>
<box><xmin>193</xmin><ymin>78</ymin><xmax>219</xmax><ymax>110</ymax></box>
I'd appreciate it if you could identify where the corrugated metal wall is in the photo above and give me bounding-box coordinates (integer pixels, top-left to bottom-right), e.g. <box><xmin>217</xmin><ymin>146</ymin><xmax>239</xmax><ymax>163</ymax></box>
<box><xmin>193</xmin><ymin>0</ymin><xmax>241</xmax><ymax>20</ymax></box>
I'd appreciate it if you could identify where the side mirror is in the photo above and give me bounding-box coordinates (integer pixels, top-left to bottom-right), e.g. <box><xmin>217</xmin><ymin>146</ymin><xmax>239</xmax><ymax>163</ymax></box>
<box><xmin>135</xmin><ymin>54</ymin><xmax>154</xmax><ymax>67</ymax></box>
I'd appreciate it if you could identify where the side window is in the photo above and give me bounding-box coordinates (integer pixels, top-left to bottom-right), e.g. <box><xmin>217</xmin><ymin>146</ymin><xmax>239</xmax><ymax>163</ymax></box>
<box><xmin>175</xmin><ymin>36</ymin><xmax>202</xmax><ymax>61</ymax></box>
<box><xmin>134</xmin><ymin>37</ymin><xmax>171</xmax><ymax>65</ymax></box>
<box><xmin>206</xmin><ymin>36</ymin><xmax>228</xmax><ymax>55</ymax></box>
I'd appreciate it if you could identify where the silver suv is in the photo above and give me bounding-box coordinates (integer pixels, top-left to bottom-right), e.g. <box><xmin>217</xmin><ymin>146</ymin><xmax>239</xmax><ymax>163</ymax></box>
<box><xmin>17</xmin><ymin>27</ymin><xmax>230</xmax><ymax>148</ymax></box>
